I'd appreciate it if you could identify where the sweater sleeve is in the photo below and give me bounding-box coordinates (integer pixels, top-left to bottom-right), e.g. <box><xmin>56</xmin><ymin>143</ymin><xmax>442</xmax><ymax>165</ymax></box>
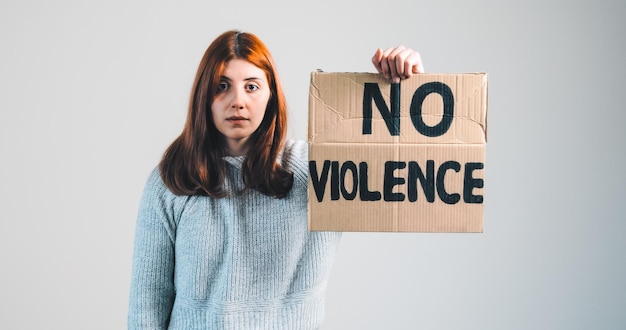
<box><xmin>128</xmin><ymin>169</ymin><xmax>177</xmax><ymax>329</ymax></box>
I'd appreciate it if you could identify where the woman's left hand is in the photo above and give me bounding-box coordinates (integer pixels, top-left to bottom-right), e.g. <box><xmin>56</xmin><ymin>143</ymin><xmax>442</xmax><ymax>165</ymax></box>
<box><xmin>371</xmin><ymin>46</ymin><xmax>424</xmax><ymax>83</ymax></box>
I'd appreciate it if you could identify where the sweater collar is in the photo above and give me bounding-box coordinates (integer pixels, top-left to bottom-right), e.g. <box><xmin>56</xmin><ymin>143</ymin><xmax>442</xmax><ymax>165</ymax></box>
<box><xmin>223</xmin><ymin>155</ymin><xmax>245</xmax><ymax>168</ymax></box>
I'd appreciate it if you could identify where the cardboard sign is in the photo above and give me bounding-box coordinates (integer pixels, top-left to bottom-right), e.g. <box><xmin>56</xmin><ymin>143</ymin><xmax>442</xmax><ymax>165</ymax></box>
<box><xmin>307</xmin><ymin>72</ymin><xmax>488</xmax><ymax>232</ymax></box>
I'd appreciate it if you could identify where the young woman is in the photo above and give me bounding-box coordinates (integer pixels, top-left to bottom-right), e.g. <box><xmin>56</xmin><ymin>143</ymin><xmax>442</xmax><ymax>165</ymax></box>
<box><xmin>128</xmin><ymin>30</ymin><xmax>423</xmax><ymax>329</ymax></box>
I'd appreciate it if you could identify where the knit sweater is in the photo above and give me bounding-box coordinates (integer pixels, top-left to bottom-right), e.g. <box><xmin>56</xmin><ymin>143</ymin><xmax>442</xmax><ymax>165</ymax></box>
<box><xmin>128</xmin><ymin>139</ymin><xmax>342</xmax><ymax>329</ymax></box>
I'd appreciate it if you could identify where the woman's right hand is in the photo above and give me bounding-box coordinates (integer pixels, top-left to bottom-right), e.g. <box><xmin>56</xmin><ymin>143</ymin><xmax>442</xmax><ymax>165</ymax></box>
<box><xmin>371</xmin><ymin>46</ymin><xmax>424</xmax><ymax>83</ymax></box>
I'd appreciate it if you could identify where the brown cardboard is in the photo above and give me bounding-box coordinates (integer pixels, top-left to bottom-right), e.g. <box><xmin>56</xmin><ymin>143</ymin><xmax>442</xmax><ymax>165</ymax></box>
<box><xmin>308</xmin><ymin>72</ymin><xmax>488</xmax><ymax>232</ymax></box>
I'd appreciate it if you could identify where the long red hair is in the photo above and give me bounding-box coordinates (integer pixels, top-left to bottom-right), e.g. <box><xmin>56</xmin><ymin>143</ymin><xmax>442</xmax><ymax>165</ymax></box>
<box><xmin>159</xmin><ymin>30</ymin><xmax>293</xmax><ymax>198</ymax></box>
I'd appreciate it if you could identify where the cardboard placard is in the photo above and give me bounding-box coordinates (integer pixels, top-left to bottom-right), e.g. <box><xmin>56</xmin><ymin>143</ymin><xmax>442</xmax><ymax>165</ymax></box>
<box><xmin>308</xmin><ymin>72</ymin><xmax>488</xmax><ymax>232</ymax></box>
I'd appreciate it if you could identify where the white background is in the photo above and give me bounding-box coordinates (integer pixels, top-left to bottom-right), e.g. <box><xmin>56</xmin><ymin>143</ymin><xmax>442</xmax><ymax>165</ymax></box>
<box><xmin>1</xmin><ymin>0</ymin><xmax>625</xmax><ymax>329</ymax></box>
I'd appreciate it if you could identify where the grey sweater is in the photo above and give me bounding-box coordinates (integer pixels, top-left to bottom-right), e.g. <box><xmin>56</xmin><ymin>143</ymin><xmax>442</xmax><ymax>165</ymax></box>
<box><xmin>128</xmin><ymin>140</ymin><xmax>342</xmax><ymax>329</ymax></box>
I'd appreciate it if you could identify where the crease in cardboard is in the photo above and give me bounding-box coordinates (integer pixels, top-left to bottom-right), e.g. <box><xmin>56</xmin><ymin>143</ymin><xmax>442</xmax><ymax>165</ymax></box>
<box><xmin>313</xmin><ymin>142</ymin><xmax>486</xmax><ymax>146</ymax></box>
<box><xmin>313</xmin><ymin>117</ymin><xmax>485</xmax><ymax>144</ymax></box>
<box><xmin>393</xmin><ymin>139</ymin><xmax>400</xmax><ymax>231</ymax></box>
<box><xmin>308</xmin><ymin>80</ymin><xmax>345</xmax><ymax>142</ymax></box>
<box><xmin>310</xmin><ymin>89</ymin><xmax>345</xmax><ymax>120</ymax></box>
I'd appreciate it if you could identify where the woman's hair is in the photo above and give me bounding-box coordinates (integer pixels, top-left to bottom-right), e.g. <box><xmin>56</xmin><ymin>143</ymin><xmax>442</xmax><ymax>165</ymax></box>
<box><xmin>159</xmin><ymin>30</ymin><xmax>293</xmax><ymax>198</ymax></box>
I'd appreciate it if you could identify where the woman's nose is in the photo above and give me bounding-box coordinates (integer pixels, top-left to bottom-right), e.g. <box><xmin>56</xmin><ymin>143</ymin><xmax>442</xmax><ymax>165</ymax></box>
<box><xmin>230</xmin><ymin>88</ymin><xmax>245</xmax><ymax>109</ymax></box>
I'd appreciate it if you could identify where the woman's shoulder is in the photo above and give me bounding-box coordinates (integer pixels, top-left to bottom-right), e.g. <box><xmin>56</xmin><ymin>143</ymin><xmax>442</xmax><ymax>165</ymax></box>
<box><xmin>138</xmin><ymin>166</ymin><xmax>196</xmax><ymax>223</ymax></box>
<box><xmin>282</xmin><ymin>139</ymin><xmax>308</xmax><ymax>162</ymax></box>
<box><xmin>281</xmin><ymin>139</ymin><xmax>309</xmax><ymax>183</ymax></box>
<box><xmin>144</xmin><ymin>166</ymin><xmax>166</xmax><ymax>191</ymax></box>
<box><xmin>140</xmin><ymin>166</ymin><xmax>180</xmax><ymax>203</ymax></box>
<box><xmin>282</xmin><ymin>140</ymin><xmax>309</xmax><ymax>163</ymax></box>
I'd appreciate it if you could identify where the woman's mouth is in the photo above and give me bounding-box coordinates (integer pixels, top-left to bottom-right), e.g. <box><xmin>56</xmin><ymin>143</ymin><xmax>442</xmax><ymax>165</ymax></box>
<box><xmin>227</xmin><ymin>116</ymin><xmax>248</xmax><ymax>122</ymax></box>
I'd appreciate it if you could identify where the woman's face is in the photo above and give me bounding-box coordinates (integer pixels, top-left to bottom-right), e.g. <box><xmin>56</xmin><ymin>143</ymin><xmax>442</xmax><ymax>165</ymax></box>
<box><xmin>211</xmin><ymin>59</ymin><xmax>271</xmax><ymax>156</ymax></box>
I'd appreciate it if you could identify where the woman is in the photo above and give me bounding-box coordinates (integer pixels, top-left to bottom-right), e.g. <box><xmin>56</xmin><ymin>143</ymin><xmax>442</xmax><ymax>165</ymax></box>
<box><xmin>128</xmin><ymin>30</ymin><xmax>423</xmax><ymax>329</ymax></box>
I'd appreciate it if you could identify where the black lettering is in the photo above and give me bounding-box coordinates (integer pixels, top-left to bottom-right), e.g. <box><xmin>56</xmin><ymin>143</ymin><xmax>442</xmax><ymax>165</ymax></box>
<box><xmin>383</xmin><ymin>161</ymin><xmax>406</xmax><ymax>201</ymax></box>
<box><xmin>312</xmin><ymin>159</ymin><xmax>482</xmax><ymax>205</ymax></box>
<box><xmin>340</xmin><ymin>161</ymin><xmax>358</xmax><ymax>200</ymax></box>
<box><xmin>330</xmin><ymin>161</ymin><xmax>340</xmax><ymax>200</ymax></box>
<box><xmin>436</xmin><ymin>161</ymin><xmax>461</xmax><ymax>204</ymax></box>
<box><xmin>463</xmin><ymin>162</ymin><xmax>484</xmax><ymax>204</ymax></box>
<box><xmin>363</xmin><ymin>82</ymin><xmax>400</xmax><ymax>135</ymax></box>
<box><xmin>358</xmin><ymin>162</ymin><xmax>381</xmax><ymax>201</ymax></box>
<box><xmin>309</xmin><ymin>160</ymin><xmax>330</xmax><ymax>202</ymax></box>
<box><xmin>410</xmin><ymin>82</ymin><xmax>454</xmax><ymax>137</ymax></box>
<box><xmin>407</xmin><ymin>160</ymin><xmax>435</xmax><ymax>202</ymax></box>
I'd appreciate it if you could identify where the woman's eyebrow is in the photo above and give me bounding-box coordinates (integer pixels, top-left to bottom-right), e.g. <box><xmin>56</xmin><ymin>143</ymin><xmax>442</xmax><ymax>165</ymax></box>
<box><xmin>219</xmin><ymin>76</ymin><xmax>263</xmax><ymax>81</ymax></box>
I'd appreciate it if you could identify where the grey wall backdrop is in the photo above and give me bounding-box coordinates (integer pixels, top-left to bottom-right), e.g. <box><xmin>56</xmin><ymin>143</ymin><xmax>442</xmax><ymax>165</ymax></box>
<box><xmin>1</xmin><ymin>0</ymin><xmax>624</xmax><ymax>329</ymax></box>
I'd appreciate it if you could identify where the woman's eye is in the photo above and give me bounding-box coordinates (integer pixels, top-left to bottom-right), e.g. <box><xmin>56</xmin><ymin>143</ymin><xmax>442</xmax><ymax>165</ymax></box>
<box><xmin>246</xmin><ymin>84</ymin><xmax>259</xmax><ymax>91</ymax></box>
<box><xmin>216</xmin><ymin>82</ymin><xmax>229</xmax><ymax>92</ymax></box>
